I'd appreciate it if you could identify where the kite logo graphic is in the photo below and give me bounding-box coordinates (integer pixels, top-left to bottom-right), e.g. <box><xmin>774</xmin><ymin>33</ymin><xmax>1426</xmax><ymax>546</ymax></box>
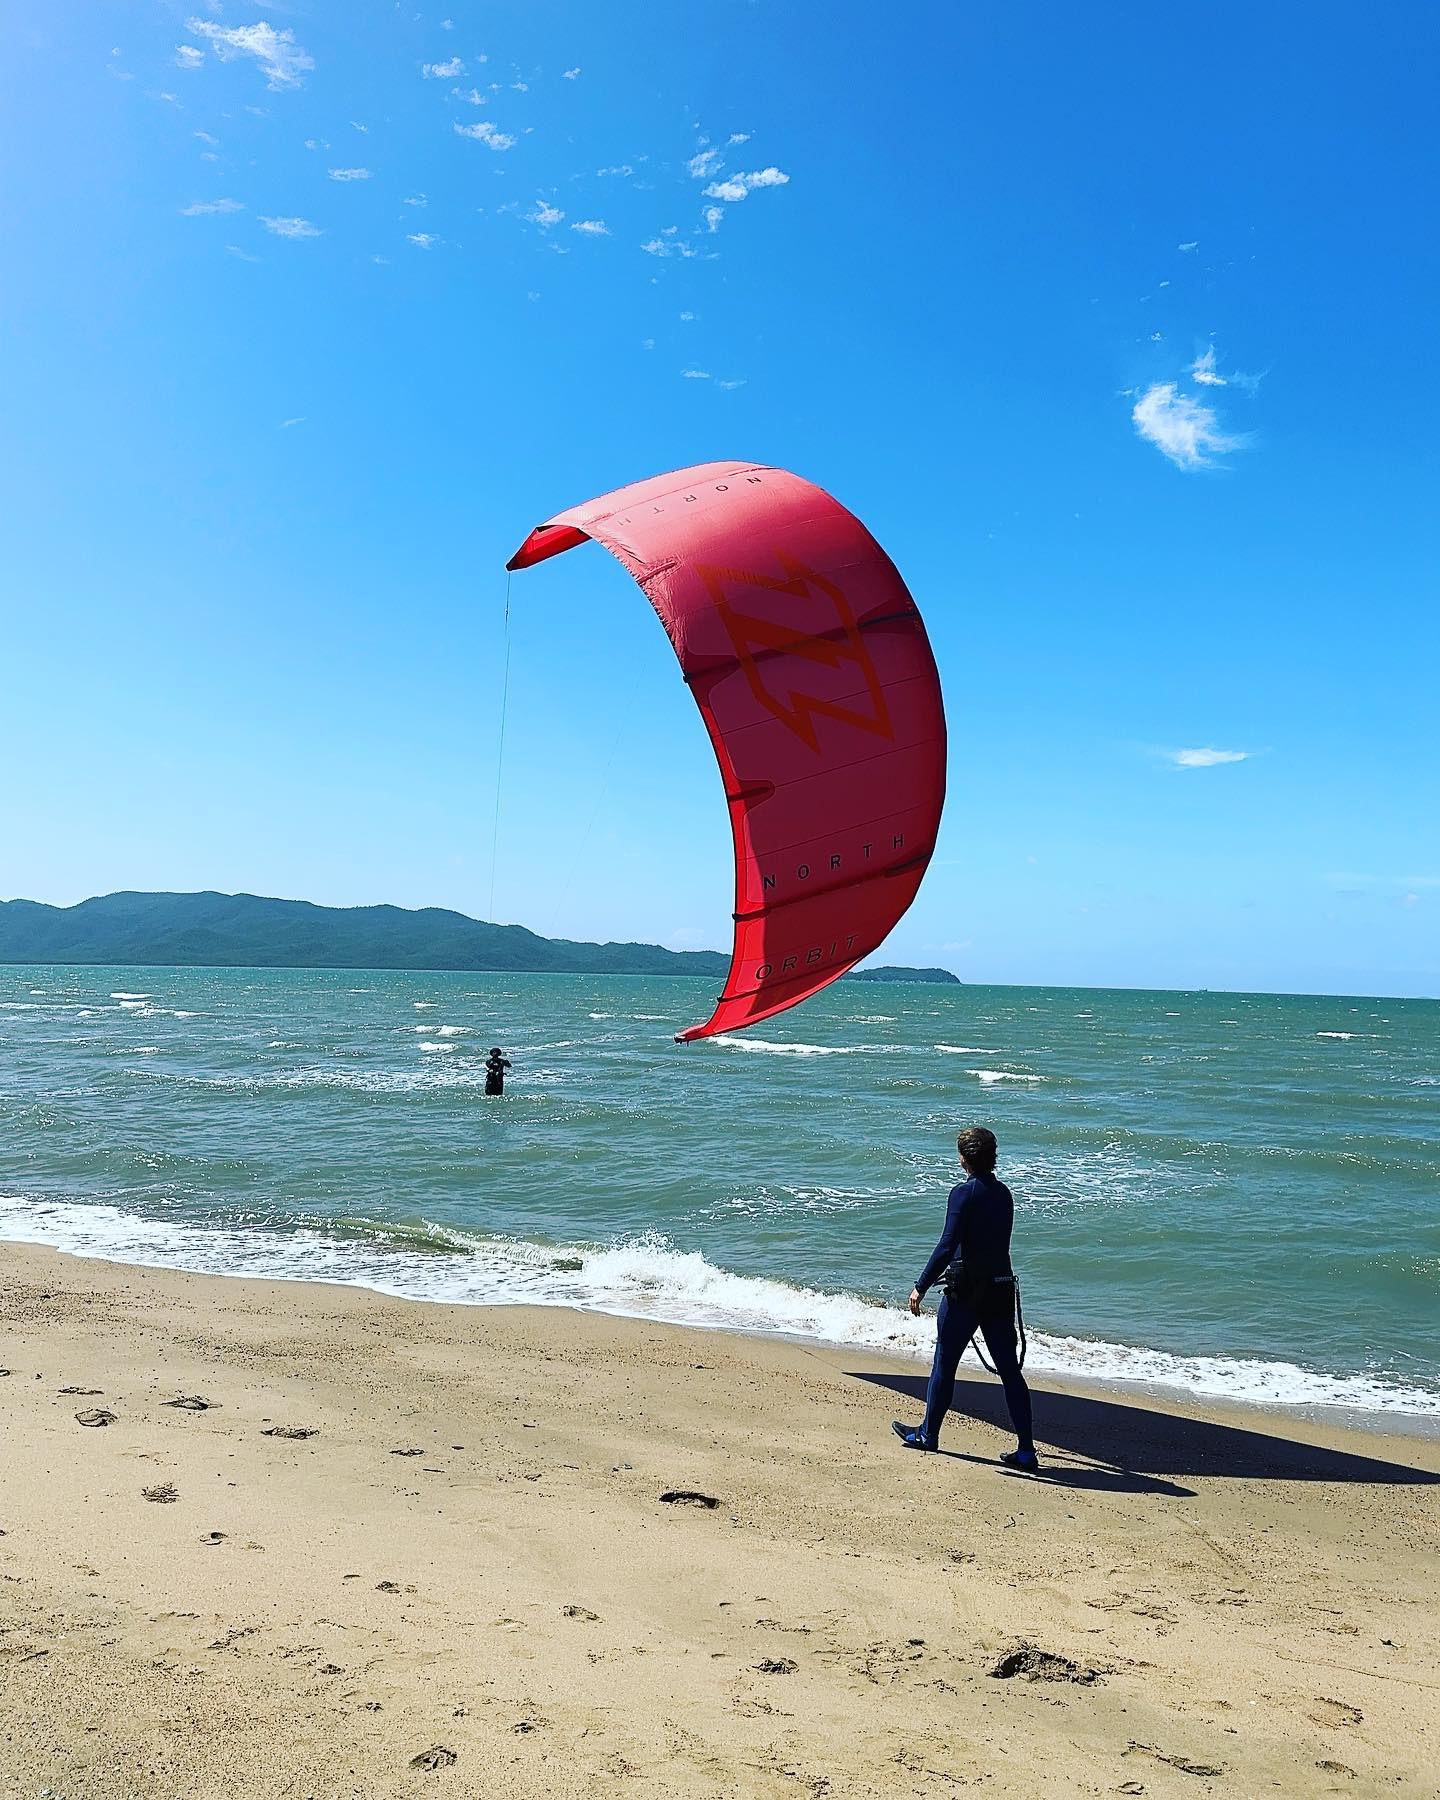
<box><xmin>696</xmin><ymin>551</ymin><xmax>896</xmax><ymax>753</ymax></box>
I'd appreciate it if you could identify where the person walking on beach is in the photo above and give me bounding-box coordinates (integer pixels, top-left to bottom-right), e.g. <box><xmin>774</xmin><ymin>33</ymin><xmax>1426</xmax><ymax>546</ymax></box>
<box><xmin>892</xmin><ymin>1126</ymin><xmax>1038</xmax><ymax>1470</ymax></box>
<box><xmin>484</xmin><ymin>1047</ymin><xmax>512</xmax><ymax>1097</ymax></box>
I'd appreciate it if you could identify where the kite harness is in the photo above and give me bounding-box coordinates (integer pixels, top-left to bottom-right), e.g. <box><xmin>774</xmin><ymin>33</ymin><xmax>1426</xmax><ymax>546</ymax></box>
<box><xmin>945</xmin><ymin>1265</ymin><xmax>1028</xmax><ymax>1373</ymax></box>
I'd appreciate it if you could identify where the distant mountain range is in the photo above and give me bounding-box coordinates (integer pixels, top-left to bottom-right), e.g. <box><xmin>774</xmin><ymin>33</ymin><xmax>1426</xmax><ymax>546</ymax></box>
<box><xmin>0</xmin><ymin>892</ymin><xmax>961</xmax><ymax>985</ymax></box>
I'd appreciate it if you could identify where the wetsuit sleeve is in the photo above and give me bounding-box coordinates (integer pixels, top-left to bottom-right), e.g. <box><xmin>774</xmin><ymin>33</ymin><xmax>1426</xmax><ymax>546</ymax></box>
<box><xmin>915</xmin><ymin>1184</ymin><xmax>970</xmax><ymax>1296</ymax></box>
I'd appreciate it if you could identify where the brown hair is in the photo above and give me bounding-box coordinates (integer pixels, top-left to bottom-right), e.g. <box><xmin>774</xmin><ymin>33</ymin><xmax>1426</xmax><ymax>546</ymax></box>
<box><xmin>956</xmin><ymin>1126</ymin><xmax>998</xmax><ymax>1174</ymax></box>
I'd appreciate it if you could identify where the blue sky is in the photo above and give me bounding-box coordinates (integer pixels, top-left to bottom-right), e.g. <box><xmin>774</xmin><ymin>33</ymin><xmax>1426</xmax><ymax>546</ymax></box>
<box><xmin>3</xmin><ymin>2</ymin><xmax>1437</xmax><ymax>996</ymax></box>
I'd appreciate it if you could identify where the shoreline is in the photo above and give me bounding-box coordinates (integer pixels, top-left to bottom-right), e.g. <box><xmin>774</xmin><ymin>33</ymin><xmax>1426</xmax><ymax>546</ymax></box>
<box><xmin>2</xmin><ymin>1241</ymin><xmax>1437</xmax><ymax>1796</ymax></box>
<box><xmin>3</xmin><ymin>1224</ymin><xmax>1437</xmax><ymax>1440</ymax></box>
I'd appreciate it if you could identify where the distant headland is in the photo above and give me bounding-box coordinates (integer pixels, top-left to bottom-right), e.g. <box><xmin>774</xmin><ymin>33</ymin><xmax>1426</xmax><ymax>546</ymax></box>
<box><xmin>0</xmin><ymin>892</ymin><xmax>961</xmax><ymax>985</ymax></box>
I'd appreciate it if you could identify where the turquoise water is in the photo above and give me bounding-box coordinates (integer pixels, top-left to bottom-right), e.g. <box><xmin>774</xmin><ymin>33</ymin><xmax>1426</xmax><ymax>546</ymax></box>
<box><xmin>2</xmin><ymin>965</ymin><xmax>1437</xmax><ymax>1421</ymax></box>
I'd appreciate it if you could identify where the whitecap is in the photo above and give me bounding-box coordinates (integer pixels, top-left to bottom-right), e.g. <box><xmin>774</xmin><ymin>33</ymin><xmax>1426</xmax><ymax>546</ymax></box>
<box><xmin>1317</xmin><ymin>1031</ymin><xmax>1355</xmax><ymax>1040</ymax></box>
<box><xmin>936</xmin><ymin>1044</ymin><xmax>999</xmax><ymax>1055</ymax></box>
<box><xmin>969</xmin><ymin>1070</ymin><xmax>1043</xmax><ymax>1085</ymax></box>
<box><xmin>413</xmin><ymin>1001</ymin><xmax>437</xmax><ymax>1009</ymax></box>
<box><xmin>417</xmin><ymin>1041</ymin><xmax>456</xmax><ymax>1053</ymax></box>
<box><xmin>711</xmin><ymin>1036</ymin><xmax>877</xmax><ymax>1056</ymax></box>
<box><xmin>110</xmin><ymin>992</ymin><xmax>150</xmax><ymax>1000</ymax></box>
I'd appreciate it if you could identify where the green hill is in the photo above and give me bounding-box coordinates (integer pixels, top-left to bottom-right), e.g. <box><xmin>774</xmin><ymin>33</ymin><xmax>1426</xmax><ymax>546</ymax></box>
<box><xmin>0</xmin><ymin>892</ymin><xmax>958</xmax><ymax>983</ymax></box>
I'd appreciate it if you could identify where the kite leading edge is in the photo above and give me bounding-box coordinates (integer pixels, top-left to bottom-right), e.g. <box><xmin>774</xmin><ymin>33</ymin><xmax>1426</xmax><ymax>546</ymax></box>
<box><xmin>506</xmin><ymin>462</ymin><xmax>947</xmax><ymax>1042</ymax></box>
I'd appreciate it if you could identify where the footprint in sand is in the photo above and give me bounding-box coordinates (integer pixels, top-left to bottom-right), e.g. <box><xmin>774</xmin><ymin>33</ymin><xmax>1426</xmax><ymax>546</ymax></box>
<box><xmin>75</xmin><ymin>1408</ymin><xmax>117</xmax><ymax>1428</ymax></box>
<box><xmin>390</xmin><ymin>1447</ymin><xmax>425</xmax><ymax>1457</ymax></box>
<box><xmin>409</xmin><ymin>1746</ymin><xmax>457</xmax><ymax>1771</ymax></box>
<box><xmin>562</xmin><ymin>1605</ymin><xmax>600</xmax><ymax>1622</ymax></box>
<box><xmin>990</xmin><ymin>1645</ymin><xmax>1102</xmax><ymax>1685</ymax></box>
<box><xmin>59</xmin><ymin>1386</ymin><xmax>104</xmax><ymax>1396</ymax></box>
<box><xmin>200</xmin><ymin>1531</ymin><xmax>227</xmax><ymax>1546</ymax></box>
<box><xmin>163</xmin><ymin>1395</ymin><xmax>219</xmax><ymax>1412</ymax></box>
<box><xmin>659</xmin><ymin>1490</ymin><xmax>721</xmax><ymax>1509</ymax></box>
<box><xmin>261</xmin><ymin>1425</ymin><xmax>318</xmax><ymax>1440</ymax></box>
<box><xmin>142</xmin><ymin>1484</ymin><xmax>179</xmax><ymax>1504</ymax></box>
<box><xmin>1309</xmin><ymin>1698</ymin><xmax>1364</xmax><ymax>1728</ymax></box>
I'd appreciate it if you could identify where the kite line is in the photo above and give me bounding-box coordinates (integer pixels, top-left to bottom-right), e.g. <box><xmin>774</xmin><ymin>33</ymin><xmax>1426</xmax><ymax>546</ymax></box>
<box><xmin>488</xmin><ymin>571</ymin><xmax>513</xmax><ymax>922</ymax></box>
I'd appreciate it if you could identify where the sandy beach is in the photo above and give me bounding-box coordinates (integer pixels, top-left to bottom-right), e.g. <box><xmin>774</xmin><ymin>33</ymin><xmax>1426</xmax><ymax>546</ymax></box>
<box><xmin>1</xmin><ymin>1244</ymin><xmax>1436</xmax><ymax>1798</ymax></box>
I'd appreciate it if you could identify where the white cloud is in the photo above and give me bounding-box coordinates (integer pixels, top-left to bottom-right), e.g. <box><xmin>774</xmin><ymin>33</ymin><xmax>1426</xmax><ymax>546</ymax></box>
<box><xmin>179</xmin><ymin>197</ymin><xmax>244</xmax><ymax>215</ymax></box>
<box><xmin>527</xmin><ymin>200</ymin><xmax>564</xmax><ymax>228</ymax></box>
<box><xmin>155</xmin><ymin>92</ymin><xmax>179</xmax><ymax>104</ymax></box>
<box><xmin>717</xmin><ymin>378</ymin><xmax>746</xmax><ymax>390</ymax></box>
<box><xmin>570</xmin><ymin>218</ymin><xmax>609</xmax><ymax>236</ymax></box>
<box><xmin>1190</xmin><ymin>345</ymin><xmax>1226</xmax><ymax>387</ymax></box>
<box><xmin>351</xmin><ymin>120</ymin><xmax>369</xmax><ymax>133</ymax></box>
<box><xmin>1166</xmin><ymin>747</ymin><xmax>1252</xmax><ymax>768</ymax></box>
<box><xmin>563</xmin><ymin>67</ymin><xmax>581</xmax><ymax>79</ymax></box>
<box><xmin>727</xmin><ymin>132</ymin><xmax>751</xmax><ymax>146</ymax></box>
<box><xmin>185</xmin><ymin>20</ymin><xmax>314</xmax><ymax>91</ymax></box>
<box><xmin>703</xmin><ymin>166</ymin><xmax>788</xmax><ymax>203</ymax></box>
<box><xmin>641</xmin><ymin>235</ymin><xmax>699</xmax><ymax>259</ymax></box>
<box><xmin>260</xmin><ymin>215</ymin><xmax>322</xmax><ymax>238</ymax></box>
<box><xmin>454</xmin><ymin>120</ymin><xmax>514</xmax><ymax>149</ymax></box>
<box><xmin>452</xmin><ymin>87</ymin><xmax>488</xmax><ymax>104</ymax></box>
<box><xmin>1131</xmin><ymin>382</ymin><xmax>1245</xmax><ymax>470</ymax></box>
<box><xmin>422</xmin><ymin>56</ymin><xmax>464</xmax><ymax>78</ymax></box>
<box><xmin>1178</xmin><ymin>240</ymin><xmax>1199</xmax><ymax>252</ymax></box>
<box><xmin>225</xmin><ymin>243</ymin><xmax>259</xmax><ymax>262</ymax></box>
<box><xmin>407</xmin><ymin>232</ymin><xmax>440</xmax><ymax>249</ymax></box>
<box><xmin>404</xmin><ymin>195</ymin><xmax>427</xmax><ymax>208</ymax></box>
<box><xmin>642</xmin><ymin>337</ymin><xmax>654</xmax><ymax>349</ymax></box>
<box><xmin>1149</xmin><ymin>330</ymin><xmax>1163</xmax><ymax>341</ymax></box>
<box><xmin>279</xmin><ymin>416</ymin><xmax>306</xmax><ymax>429</ymax></box>
<box><xmin>441</xmin><ymin>17</ymin><xmax>454</xmax><ymax>29</ymax></box>
<box><xmin>682</xmin><ymin>368</ymin><xmax>710</xmax><ymax>379</ymax></box>
<box><xmin>702</xmin><ymin>204</ymin><xmax>724</xmax><ymax>233</ymax></box>
<box><xmin>687</xmin><ymin>147</ymin><xmax>724</xmax><ymax>179</ymax></box>
<box><xmin>679</xmin><ymin>310</ymin><xmax>695</xmax><ymax>321</ymax></box>
<box><xmin>371</xmin><ymin>254</ymin><xmax>391</xmax><ymax>265</ymax></box>
<box><xmin>511</xmin><ymin>81</ymin><xmax>529</xmax><ymax>92</ymax></box>
<box><xmin>194</xmin><ymin>129</ymin><xmax>218</xmax><ymax>145</ymax></box>
<box><xmin>174</xmin><ymin>45</ymin><xmax>205</xmax><ymax>69</ymax></box>
<box><xmin>596</xmin><ymin>163</ymin><xmax>635</xmax><ymax>177</ymax></box>
<box><xmin>328</xmin><ymin>167</ymin><xmax>371</xmax><ymax>181</ymax></box>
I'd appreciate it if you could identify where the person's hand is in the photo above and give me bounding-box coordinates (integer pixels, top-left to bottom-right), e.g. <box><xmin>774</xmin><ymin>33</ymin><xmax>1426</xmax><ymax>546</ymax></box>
<box><xmin>908</xmin><ymin>1287</ymin><xmax>923</xmax><ymax>1317</ymax></box>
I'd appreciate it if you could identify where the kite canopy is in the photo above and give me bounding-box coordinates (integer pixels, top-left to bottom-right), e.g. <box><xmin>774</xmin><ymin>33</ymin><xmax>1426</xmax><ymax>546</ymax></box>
<box><xmin>507</xmin><ymin>462</ymin><xmax>946</xmax><ymax>1042</ymax></box>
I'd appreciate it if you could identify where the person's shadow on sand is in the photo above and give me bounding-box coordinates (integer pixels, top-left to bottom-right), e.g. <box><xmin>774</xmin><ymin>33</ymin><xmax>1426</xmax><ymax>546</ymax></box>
<box><xmin>849</xmin><ymin>1369</ymin><xmax>1440</xmax><ymax>1496</ymax></box>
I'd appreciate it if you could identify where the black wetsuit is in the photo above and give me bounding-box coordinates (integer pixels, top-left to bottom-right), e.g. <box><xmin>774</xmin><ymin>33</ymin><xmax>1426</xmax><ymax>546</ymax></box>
<box><xmin>914</xmin><ymin>1172</ymin><xmax>1033</xmax><ymax>1449</ymax></box>
<box><xmin>484</xmin><ymin>1056</ymin><xmax>512</xmax><ymax>1096</ymax></box>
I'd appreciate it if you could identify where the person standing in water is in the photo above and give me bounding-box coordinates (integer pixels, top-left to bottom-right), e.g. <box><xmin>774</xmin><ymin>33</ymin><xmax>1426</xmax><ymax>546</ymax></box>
<box><xmin>483</xmin><ymin>1047</ymin><xmax>512</xmax><ymax>1097</ymax></box>
<box><xmin>892</xmin><ymin>1126</ymin><xmax>1038</xmax><ymax>1470</ymax></box>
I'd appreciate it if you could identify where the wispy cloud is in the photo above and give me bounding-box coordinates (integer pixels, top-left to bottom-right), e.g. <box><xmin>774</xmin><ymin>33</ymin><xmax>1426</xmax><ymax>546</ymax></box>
<box><xmin>1178</xmin><ymin>240</ymin><xmax>1199</xmax><ymax>252</ymax></box>
<box><xmin>180</xmin><ymin>197</ymin><xmax>244</xmax><ymax>215</ymax></box>
<box><xmin>454</xmin><ymin>120</ymin><xmax>515</xmax><ymax>150</ymax></box>
<box><xmin>641</xmin><ymin>233</ymin><xmax>700</xmax><ymax>259</ymax></box>
<box><xmin>328</xmin><ymin>167</ymin><xmax>371</xmax><ymax>182</ymax></box>
<box><xmin>687</xmin><ymin>147</ymin><xmax>724</xmax><ymax>180</ymax></box>
<box><xmin>570</xmin><ymin>218</ymin><xmax>610</xmax><ymax>236</ymax></box>
<box><xmin>404</xmin><ymin>195</ymin><xmax>427</xmax><ymax>208</ymax></box>
<box><xmin>682</xmin><ymin>368</ymin><xmax>710</xmax><ymax>380</ymax></box>
<box><xmin>717</xmin><ymin>378</ymin><xmax>746</xmax><ymax>390</ymax></box>
<box><xmin>563</xmin><ymin>66</ymin><xmax>581</xmax><ymax>79</ymax></box>
<box><xmin>702</xmin><ymin>204</ymin><xmax>724</xmax><ymax>233</ymax></box>
<box><xmin>193</xmin><ymin>129</ymin><xmax>218</xmax><ymax>145</ymax></box>
<box><xmin>185</xmin><ymin>20</ymin><xmax>313</xmax><ymax>91</ymax></box>
<box><xmin>452</xmin><ymin>87</ymin><xmax>488</xmax><ymax>105</ymax></box>
<box><xmin>279</xmin><ymin>416</ymin><xmax>306</xmax><ymax>429</ymax></box>
<box><xmin>407</xmin><ymin>232</ymin><xmax>441</xmax><ymax>249</ymax></box>
<box><xmin>422</xmin><ymin>56</ymin><xmax>464</xmax><ymax>78</ymax></box>
<box><xmin>597</xmin><ymin>163</ymin><xmax>636</xmax><ymax>177</ymax></box>
<box><xmin>1164</xmin><ymin>747</ymin><xmax>1252</xmax><ymax>768</ymax></box>
<box><xmin>727</xmin><ymin>131</ymin><xmax>751</xmax><ymax>146</ymax></box>
<box><xmin>1132</xmin><ymin>382</ymin><xmax>1246</xmax><ymax>470</ymax></box>
<box><xmin>260</xmin><ymin>215</ymin><xmax>322</xmax><ymax>239</ymax></box>
<box><xmin>351</xmin><ymin>121</ymin><xmax>369</xmax><ymax>134</ymax></box>
<box><xmin>1190</xmin><ymin>345</ymin><xmax>1225</xmax><ymax>387</ymax></box>
<box><xmin>702</xmin><ymin>166</ymin><xmax>789</xmax><ymax>203</ymax></box>
<box><xmin>225</xmin><ymin>243</ymin><xmax>259</xmax><ymax>263</ymax></box>
<box><xmin>527</xmin><ymin>200</ymin><xmax>564</xmax><ymax>229</ymax></box>
<box><xmin>174</xmin><ymin>45</ymin><xmax>205</xmax><ymax>69</ymax></box>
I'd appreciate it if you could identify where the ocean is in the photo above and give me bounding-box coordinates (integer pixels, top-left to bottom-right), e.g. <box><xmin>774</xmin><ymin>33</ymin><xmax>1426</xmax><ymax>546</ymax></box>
<box><xmin>2</xmin><ymin>965</ymin><xmax>1436</xmax><ymax>1425</ymax></box>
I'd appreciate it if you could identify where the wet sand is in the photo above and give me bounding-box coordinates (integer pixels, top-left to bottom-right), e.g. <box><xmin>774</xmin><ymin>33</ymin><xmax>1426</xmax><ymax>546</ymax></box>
<box><xmin>1</xmin><ymin>1242</ymin><xmax>1436</xmax><ymax>1797</ymax></box>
